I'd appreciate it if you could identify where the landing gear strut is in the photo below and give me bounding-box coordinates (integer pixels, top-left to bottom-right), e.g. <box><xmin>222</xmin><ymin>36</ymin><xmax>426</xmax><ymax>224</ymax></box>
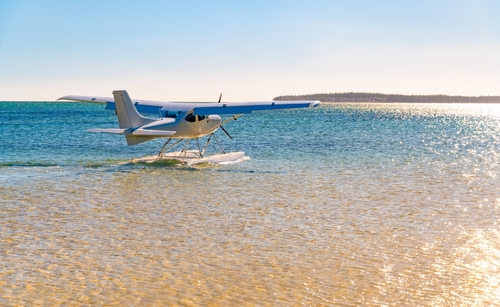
<box><xmin>154</xmin><ymin>132</ymin><xmax>226</xmax><ymax>161</ymax></box>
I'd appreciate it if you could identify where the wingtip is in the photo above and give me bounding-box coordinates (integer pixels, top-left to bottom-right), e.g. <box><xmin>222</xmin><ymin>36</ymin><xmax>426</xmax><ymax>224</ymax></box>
<box><xmin>310</xmin><ymin>101</ymin><xmax>321</xmax><ymax>107</ymax></box>
<box><xmin>57</xmin><ymin>95</ymin><xmax>74</xmax><ymax>101</ymax></box>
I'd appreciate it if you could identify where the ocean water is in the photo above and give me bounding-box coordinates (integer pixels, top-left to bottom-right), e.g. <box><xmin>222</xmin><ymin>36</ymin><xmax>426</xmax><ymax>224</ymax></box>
<box><xmin>1</xmin><ymin>101</ymin><xmax>499</xmax><ymax>306</ymax></box>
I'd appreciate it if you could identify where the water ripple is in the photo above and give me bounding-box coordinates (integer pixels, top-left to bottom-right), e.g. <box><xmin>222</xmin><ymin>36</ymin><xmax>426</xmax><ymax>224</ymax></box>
<box><xmin>1</xmin><ymin>102</ymin><xmax>499</xmax><ymax>305</ymax></box>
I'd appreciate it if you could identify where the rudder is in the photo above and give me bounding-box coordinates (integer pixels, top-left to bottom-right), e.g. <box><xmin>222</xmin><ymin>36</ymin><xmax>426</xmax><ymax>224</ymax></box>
<box><xmin>113</xmin><ymin>90</ymin><xmax>155</xmax><ymax>128</ymax></box>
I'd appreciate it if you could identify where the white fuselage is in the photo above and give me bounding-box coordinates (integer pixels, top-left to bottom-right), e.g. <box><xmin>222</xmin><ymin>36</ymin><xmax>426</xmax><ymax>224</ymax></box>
<box><xmin>142</xmin><ymin>111</ymin><xmax>222</xmax><ymax>138</ymax></box>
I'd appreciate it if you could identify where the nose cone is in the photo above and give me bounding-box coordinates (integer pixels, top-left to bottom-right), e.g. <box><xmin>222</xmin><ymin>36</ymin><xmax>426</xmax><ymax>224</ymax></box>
<box><xmin>208</xmin><ymin>114</ymin><xmax>222</xmax><ymax>124</ymax></box>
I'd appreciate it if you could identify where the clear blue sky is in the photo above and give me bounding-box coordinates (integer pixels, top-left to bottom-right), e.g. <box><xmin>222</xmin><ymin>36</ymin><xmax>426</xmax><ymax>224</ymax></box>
<box><xmin>1</xmin><ymin>0</ymin><xmax>499</xmax><ymax>101</ymax></box>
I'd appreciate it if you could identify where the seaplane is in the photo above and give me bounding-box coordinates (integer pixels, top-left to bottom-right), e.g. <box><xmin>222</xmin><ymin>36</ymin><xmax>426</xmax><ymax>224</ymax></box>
<box><xmin>58</xmin><ymin>90</ymin><xmax>321</xmax><ymax>165</ymax></box>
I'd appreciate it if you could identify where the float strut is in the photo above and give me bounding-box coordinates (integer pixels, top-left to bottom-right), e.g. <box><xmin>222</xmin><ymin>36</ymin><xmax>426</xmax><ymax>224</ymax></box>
<box><xmin>212</xmin><ymin>133</ymin><xmax>226</xmax><ymax>154</ymax></box>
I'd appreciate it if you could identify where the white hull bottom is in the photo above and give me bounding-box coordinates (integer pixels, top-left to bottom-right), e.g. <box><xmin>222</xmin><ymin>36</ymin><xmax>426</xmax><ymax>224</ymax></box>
<box><xmin>131</xmin><ymin>151</ymin><xmax>249</xmax><ymax>165</ymax></box>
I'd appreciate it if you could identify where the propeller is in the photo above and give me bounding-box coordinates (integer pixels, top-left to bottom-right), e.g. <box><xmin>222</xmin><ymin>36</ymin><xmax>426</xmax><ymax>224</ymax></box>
<box><xmin>217</xmin><ymin>115</ymin><xmax>241</xmax><ymax>140</ymax></box>
<box><xmin>217</xmin><ymin>93</ymin><xmax>234</xmax><ymax>139</ymax></box>
<box><xmin>215</xmin><ymin>93</ymin><xmax>239</xmax><ymax>139</ymax></box>
<box><xmin>219</xmin><ymin>125</ymin><xmax>233</xmax><ymax>139</ymax></box>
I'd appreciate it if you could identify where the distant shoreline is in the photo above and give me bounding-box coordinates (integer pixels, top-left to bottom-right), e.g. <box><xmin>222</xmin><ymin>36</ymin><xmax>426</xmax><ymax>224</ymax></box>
<box><xmin>317</xmin><ymin>101</ymin><xmax>500</xmax><ymax>104</ymax></box>
<box><xmin>274</xmin><ymin>92</ymin><xmax>500</xmax><ymax>103</ymax></box>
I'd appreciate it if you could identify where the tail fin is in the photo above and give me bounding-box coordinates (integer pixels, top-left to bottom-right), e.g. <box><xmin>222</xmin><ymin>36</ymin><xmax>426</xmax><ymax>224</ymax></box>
<box><xmin>113</xmin><ymin>90</ymin><xmax>155</xmax><ymax>128</ymax></box>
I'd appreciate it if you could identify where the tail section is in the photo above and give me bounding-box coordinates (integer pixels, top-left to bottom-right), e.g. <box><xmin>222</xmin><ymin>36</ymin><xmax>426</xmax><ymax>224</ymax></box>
<box><xmin>84</xmin><ymin>90</ymin><xmax>175</xmax><ymax>146</ymax></box>
<box><xmin>113</xmin><ymin>90</ymin><xmax>157</xmax><ymax>146</ymax></box>
<box><xmin>113</xmin><ymin>90</ymin><xmax>155</xmax><ymax>128</ymax></box>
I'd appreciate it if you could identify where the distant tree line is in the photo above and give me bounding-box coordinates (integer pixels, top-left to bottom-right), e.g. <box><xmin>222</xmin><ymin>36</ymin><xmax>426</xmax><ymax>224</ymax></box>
<box><xmin>274</xmin><ymin>92</ymin><xmax>500</xmax><ymax>103</ymax></box>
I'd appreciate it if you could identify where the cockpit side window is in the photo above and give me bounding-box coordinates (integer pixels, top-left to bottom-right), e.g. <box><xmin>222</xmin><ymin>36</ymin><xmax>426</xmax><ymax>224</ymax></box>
<box><xmin>185</xmin><ymin>113</ymin><xmax>196</xmax><ymax>122</ymax></box>
<box><xmin>163</xmin><ymin>110</ymin><xmax>181</xmax><ymax>118</ymax></box>
<box><xmin>198</xmin><ymin>115</ymin><xmax>206</xmax><ymax>121</ymax></box>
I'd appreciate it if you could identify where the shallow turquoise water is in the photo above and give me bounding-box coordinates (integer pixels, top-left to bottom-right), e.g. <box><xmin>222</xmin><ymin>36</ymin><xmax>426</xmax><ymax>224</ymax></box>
<box><xmin>1</xmin><ymin>102</ymin><xmax>499</xmax><ymax>306</ymax></box>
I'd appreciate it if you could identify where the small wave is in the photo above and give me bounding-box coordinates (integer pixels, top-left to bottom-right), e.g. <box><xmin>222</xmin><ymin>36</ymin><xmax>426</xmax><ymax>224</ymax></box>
<box><xmin>130</xmin><ymin>151</ymin><xmax>250</xmax><ymax>167</ymax></box>
<box><xmin>82</xmin><ymin>159</ymin><xmax>130</xmax><ymax>168</ymax></box>
<box><xmin>0</xmin><ymin>161</ymin><xmax>60</xmax><ymax>168</ymax></box>
<box><xmin>218</xmin><ymin>155</ymin><xmax>251</xmax><ymax>165</ymax></box>
<box><xmin>132</xmin><ymin>158</ymin><xmax>185</xmax><ymax>167</ymax></box>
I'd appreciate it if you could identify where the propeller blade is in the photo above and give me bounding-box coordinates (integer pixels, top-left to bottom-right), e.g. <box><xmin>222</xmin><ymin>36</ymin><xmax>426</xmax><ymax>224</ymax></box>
<box><xmin>218</xmin><ymin>93</ymin><xmax>222</xmax><ymax>103</ymax></box>
<box><xmin>219</xmin><ymin>125</ymin><xmax>233</xmax><ymax>139</ymax></box>
<box><xmin>220</xmin><ymin>114</ymin><xmax>242</xmax><ymax>125</ymax></box>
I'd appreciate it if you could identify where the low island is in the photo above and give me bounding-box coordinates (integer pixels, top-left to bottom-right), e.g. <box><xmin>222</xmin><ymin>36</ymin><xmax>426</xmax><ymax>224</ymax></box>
<box><xmin>274</xmin><ymin>93</ymin><xmax>500</xmax><ymax>103</ymax></box>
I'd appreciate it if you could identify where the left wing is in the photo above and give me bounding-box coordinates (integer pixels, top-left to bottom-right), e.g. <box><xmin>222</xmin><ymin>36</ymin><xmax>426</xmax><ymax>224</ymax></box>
<box><xmin>58</xmin><ymin>95</ymin><xmax>321</xmax><ymax>115</ymax></box>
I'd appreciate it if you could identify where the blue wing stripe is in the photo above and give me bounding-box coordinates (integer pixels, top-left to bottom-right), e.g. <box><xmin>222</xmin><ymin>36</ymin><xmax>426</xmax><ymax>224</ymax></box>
<box><xmin>192</xmin><ymin>103</ymin><xmax>313</xmax><ymax>115</ymax></box>
<box><xmin>252</xmin><ymin>103</ymin><xmax>312</xmax><ymax>111</ymax></box>
<box><xmin>193</xmin><ymin>106</ymin><xmax>254</xmax><ymax>115</ymax></box>
<box><xmin>105</xmin><ymin>102</ymin><xmax>115</xmax><ymax>110</ymax></box>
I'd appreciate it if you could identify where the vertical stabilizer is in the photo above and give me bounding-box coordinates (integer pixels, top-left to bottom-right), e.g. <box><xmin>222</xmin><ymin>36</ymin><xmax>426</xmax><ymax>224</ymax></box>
<box><xmin>113</xmin><ymin>90</ymin><xmax>155</xmax><ymax>128</ymax></box>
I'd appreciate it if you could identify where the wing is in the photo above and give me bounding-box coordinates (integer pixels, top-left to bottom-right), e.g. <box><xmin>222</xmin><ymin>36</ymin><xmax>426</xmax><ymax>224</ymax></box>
<box><xmin>189</xmin><ymin>101</ymin><xmax>321</xmax><ymax>115</ymax></box>
<box><xmin>87</xmin><ymin>128</ymin><xmax>176</xmax><ymax>137</ymax></box>
<box><xmin>58</xmin><ymin>95</ymin><xmax>321</xmax><ymax>115</ymax></box>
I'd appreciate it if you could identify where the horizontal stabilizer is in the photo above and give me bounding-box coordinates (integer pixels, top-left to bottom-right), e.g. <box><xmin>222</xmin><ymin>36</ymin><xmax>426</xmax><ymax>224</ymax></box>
<box><xmin>87</xmin><ymin>128</ymin><xmax>128</xmax><ymax>134</ymax></box>
<box><xmin>131</xmin><ymin>129</ymin><xmax>176</xmax><ymax>137</ymax></box>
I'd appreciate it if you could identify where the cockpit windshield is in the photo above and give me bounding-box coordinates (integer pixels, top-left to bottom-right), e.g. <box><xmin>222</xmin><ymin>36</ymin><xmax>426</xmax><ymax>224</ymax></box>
<box><xmin>185</xmin><ymin>113</ymin><xmax>196</xmax><ymax>122</ymax></box>
<box><xmin>185</xmin><ymin>114</ymin><xmax>206</xmax><ymax>122</ymax></box>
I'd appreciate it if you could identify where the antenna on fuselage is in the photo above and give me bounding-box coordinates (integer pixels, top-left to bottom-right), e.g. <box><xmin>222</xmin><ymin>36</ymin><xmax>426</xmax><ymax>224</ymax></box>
<box><xmin>218</xmin><ymin>93</ymin><xmax>222</xmax><ymax>103</ymax></box>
